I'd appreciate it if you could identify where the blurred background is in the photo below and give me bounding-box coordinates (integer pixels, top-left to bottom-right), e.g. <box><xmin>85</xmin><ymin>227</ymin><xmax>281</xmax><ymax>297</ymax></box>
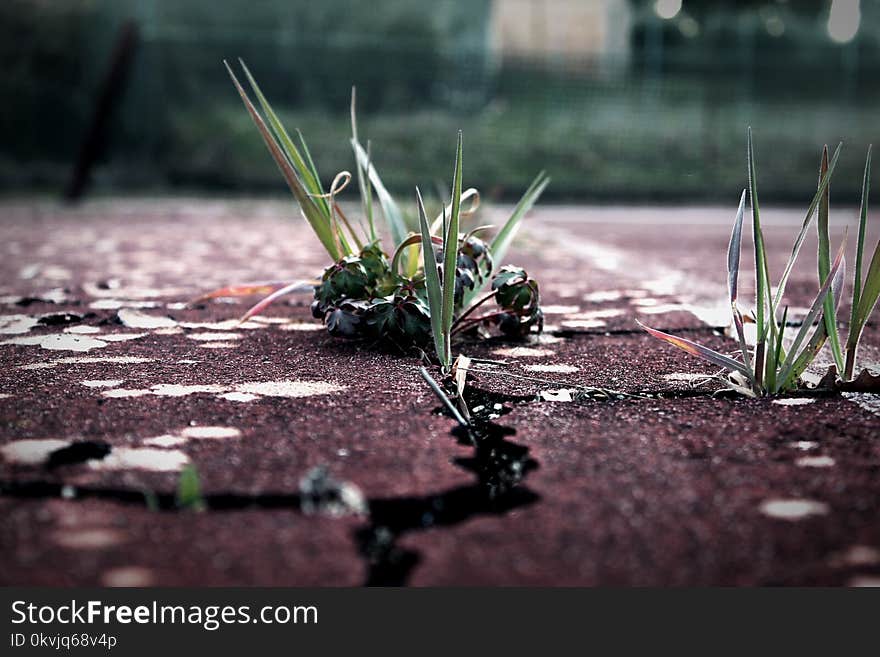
<box><xmin>2</xmin><ymin>0</ymin><xmax>877</xmax><ymax>202</ymax></box>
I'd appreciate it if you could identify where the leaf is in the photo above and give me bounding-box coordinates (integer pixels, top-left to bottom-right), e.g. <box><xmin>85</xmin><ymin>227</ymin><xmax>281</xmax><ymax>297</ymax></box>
<box><xmin>748</xmin><ymin>128</ymin><xmax>770</xmax><ymax>385</ymax></box>
<box><xmin>845</xmin><ymin>146</ymin><xmax>873</xmax><ymax>376</ymax></box>
<box><xmin>637</xmin><ymin>319</ymin><xmax>751</xmax><ymax>378</ymax></box>
<box><xmin>775</xmin><ymin>238</ymin><xmax>846</xmax><ymax>391</ymax></box>
<box><xmin>239</xmin><ymin>280</ymin><xmax>314</xmax><ymax>323</ymax></box>
<box><xmin>224</xmin><ymin>61</ymin><xmax>339</xmax><ymax>260</ymax></box>
<box><xmin>440</xmin><ymin>132</ymin><xmax>464</xmax><ymax>372</ymax></box>
<box><xmin>853</xmin><ymin>240</ymin><xmax>880</xmax><ymax>339</ymax></box>
<box><xmin>816</xmin><ymin>146</ymin><xmax>844</xmax><ymax>372</ymax></box>
<box><xmin>352</xmin><ymin>140</ymin><xmax>407</xmax><ymax>253</ymax></box>
<box><xmin>771</xmin><ymin>142</ymin><xmax>842</xmax><ymax>313</ymax></box>
<box><xmin>237</xmin><ymin>60</ymin><xmax>329</xmax><ymax>217</ymax></box>
<box><xmin>176</xmin><ymin>465</ymin><xmax>205</xmax><ymax>512</ymax></box>
<box><xmin>417</xmin><ymin>188</ymin><xmax>446</xmax><ymax>370</ymax></box>
<box><xmin>727</xmin><ymin>189</ymin><xmax>750</xmax><ymax>370</ymax></box>
<box><xmin>489</xmin><ymin>172</ymin><xmax>550</xmax><ymax>272</ymax></box>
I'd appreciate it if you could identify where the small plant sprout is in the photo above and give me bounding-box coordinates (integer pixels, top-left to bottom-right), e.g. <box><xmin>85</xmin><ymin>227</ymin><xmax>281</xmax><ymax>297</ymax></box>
<box><xmin>176</xmin><ymin>464</ymin><xmax>206</xmax><ymax>512</ymax></box>
<box><xmin>207</xmin><ymin>61</ymin><xmax>549</xmax><ymax>365</ymax></box>
<box><xmin>640</xmin><ymin>130</ymin><xmax>879</xmax><ymax>396</ymax></box>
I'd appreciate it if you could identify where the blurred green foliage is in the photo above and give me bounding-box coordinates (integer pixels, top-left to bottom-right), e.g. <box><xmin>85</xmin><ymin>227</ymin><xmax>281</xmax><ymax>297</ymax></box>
<box><xmin>2</xmin><ymin>0</ymin><xmax>879</xmax><ymax>202</ymax></box>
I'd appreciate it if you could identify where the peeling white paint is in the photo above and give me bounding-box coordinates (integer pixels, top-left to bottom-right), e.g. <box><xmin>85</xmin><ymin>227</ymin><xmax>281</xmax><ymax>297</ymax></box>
<box><xmin>0</xmin><ymin>315</ymin><xmax>40</xmax><ymax>335</ymax></box>
<box><xmin>100</xmin><ymin>333</ymin><xmax>147</xmax><ymax>343</ymax></box>
<box><xmin>142</xmin><ymin>434</ymin><xmax>188</xmax><ymax>448</ymax></box>
<box><xmin>759</xmin><ymin>498</ymin><xmax>829</xmax><ymax>520</ymax></box>
<box><xmin>828</xmin><ymin>545</ymin><xmax>880</xmax><ymax>568</ymax></box>
<box><xmin>198</xmin><ymin>341</ymin><xmax>239</xmax><ymax>349</ymax></box>
<box><xmin>559</xmin><ymin>319</ymin><xmax>605</xmax><ymax>330</ymax></box>
<box><xmin>101</xmin><ymin>389</ymin><xmax>151</xmax><ymax>399</ymax></box>
<box><xmin>18</xmin><ymin>355</ymin><xmax>154</xmax><ymax>370</ymax></box>
<box><xmin>795</xmin><ymin>455</ymin><xmax>835</xmax><ymax>468</ymax></box>
<box><xmin>791</xmin><ymin>441</ymin><xmax>819</xmax><ymax>451</ymax></box>
<box><xmin>583</xmin><ymin>290</ymin><xmax>624</xmax><ymax>303</ymax></box>
<box><xmin>89</xmin><ymin>447</ymin><xmax>189</xmax><ymax>472</ymax></box>
<box><xmin>848</xmin><ymin>576</ymin><xmax>880</xmax><ymax>587</ymax></box>
<box><xmin>65</xmin><ymin>325</ymin><xmax>102</xmax><ymax>334</ymax></box>
<box><xmin>564</xmin><ymin>309</ymin><xmax>625</xmax><ymax>320</ymax></box>
<box><xmin>187</xmin><ymin>332</ymin><xmax>242</xmax><ymax>341</ymax></box>
<box><xmin>492</xmin><ymin>346</ymin><xmax>555</xmax><ymax>358</ymax></box>
<box><xmin>0</xmin><ymin>439</ymin><xmax>70</xmax><ymax>465</ymax></box>
<box><xmin>524</xmin><ymin>364</ymin><xmax>580</xmax><ymax>374</ymax></box>
<box><xmin>54</xmin><ymin>529</ymin><xmax>126</xmax><ymax>550</ymax></box>
<box><xmin>181</xmin><ymin>426</ymin><xmax>241</xmax><ymax>440</ymax></box>
<box><xmin>235</xmin><ymin>380</ymin><xmax>345</xmax><ymax>398</ymax></box>
<box><xmin>180</xmin><ymin>320</ymin><xmax>262</xmax><ymax>330</ymax></box>
<box><xmin>102</xmin><ymin>566</ymin><xmax>155</xmax><ymax>587</ymax></box>
<box><xmin>81</xmin><ymin>380</ymin><xmax>124</xmax><ymax>388</ymax></box>
<box><xmin>279</xmin><ymin>323</ymin><xmax>325</xmax><ymax>332</ymax></box>
<box><xmin>3</xmin><ymin>333</ymin><xmax>109</xmax><ymax>352</ymax></box>
<box><xmin>772</xmin><ymin>398</ymin><xmax>816</xmax><ymax>406</ymax></box>
<box><xmin>218</xmin><ymin>391</ymin><xmax>260</xmax><ymax>402</ymax></box>
<box><xmin>842</xmin><ymin>392</ymin><xmax>880</xmax><ymax>416</ymax></box>
<box><xmin>541</xmin><ymin>305</ymin><xmax>580</xmax><ymax>315</ymax></box>
<box><xmin>90</xmin><ymin>299</ymin><xmax>159</xmax><ymax>310</ymax></box>
<box><xmin>117</xmin><ymin>309</ymin><xmax>177</xmax><ymax>329</ymax></box>
<box><xmin>150</xmin><ymin>384</ymin><xmax>227</xmax><ymax>397</ymax></box>
<box><xmin>539</xmin><ymin>389</ymin><xmax>577</xmax><ymax>402</ymax></box>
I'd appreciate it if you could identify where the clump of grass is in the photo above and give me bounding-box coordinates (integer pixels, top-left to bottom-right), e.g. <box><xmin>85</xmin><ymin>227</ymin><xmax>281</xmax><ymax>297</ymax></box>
<box><xmin>640</xmin><ymin>130</ymin><xmax>878</xmax><ymax>396</ymax></box>
<box><xmin>206</xmin><ymin>60</ymin><xmax>548</xmax><ymax>367</ymax></box>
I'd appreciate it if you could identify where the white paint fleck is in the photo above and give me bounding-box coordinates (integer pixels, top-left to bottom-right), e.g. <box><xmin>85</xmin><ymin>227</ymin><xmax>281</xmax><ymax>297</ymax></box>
<box><xmin>89</xmin><ymin>447</ymin><xmax>189</xmax><ymax>472</ymax></box>
<box><xmin>560</xmin><ymin>319</ymin><xmax>606</xmax><ymax>329</ymax></box>
<box><xmin>142</xmin><ymin>434</ymin><xmax>188</xmax><ymax>448</ymax></box>
<box><xmin>564</xmin><ymin>308</ymin><xmax>625</xmax><ymax>320</ymax></box>
<box><xmin>117</xmin><ymin>309</ymin><xmax>177</xmax><ymax>329</ymax></box>
<box><xmin>187</xmin><ymin>332</ymin><xmax>242</xmax><ymax>341</ymax></box>
<box><xmin>102</xmin><ymin>389</ymin><xmax>151</xmax><ymax>399</ymax></box>
<box><xmin>181</xmin><ymin>426</ymin><xmax>241</xmax><ymax>440</ymax></box>
<box><xmin>250</xmin><ymin>316</ymin><xmax>291</xmax><ymax>324</ymax></box>
<box><xmin>795</xmin><ymin>455</ymin><xmax>835</xmax><ymax>468</ymax></box>
<box><xmin>279</xmin><ymin>323</ymin><xmax>325</xmax><ymax>332</ymax></box>
<box><xmin>3</xmin><ymin>334</ymin><xmax>109</xmax><ymax>352</ymax></box>
<box><xmin>102</xmin><ymin>566</ymin><xmax>155</xmax><ymax>587</ymax></box>
<box><xmin>792</xmin><ymin>441</ymin><xmax>820</xmax><ymax>451</ymax></box>
<box><xmin>153</xmin><ymin>327</ymin><xmax>183</xmax><ymax>335</ymax></box>
<box><xmin>0</xmin><ymin>314</ymin><xmax>40</xmax><ymax>335</ymax></box>
<box><xmin>65</xmin><ymin>325</ymin><xmax>102</xmax><ymax>334</ymax></box>
<box><xmin>583</xmin><ymin>290</ymin><xmax>624</xmax><ymax>303</ymax></box>
<box><xmin>663</xmin><ymin>373</ymin><xmax>715</xmax><ymax>383</ymax></box>
<box><xmin>0</xmin><ymin>393</ymin><xmax>11</xmax><ymax>399</ymax></box>
<box><xmin>218</xmin><ymin>391</ymin><xmax>260</xmax><ymax>402</ymax></box>
<box><xmin>0</xmin><ymin>439</ymin><xmax>70</xmax><ymax>465</ymax></box>
<box><xmin>53</xmin><ymin>529</ymin><xmax>126</xmax><ymax>550</ymax></box>
<box><xmin>234</xmin><ymin>380</ymin><xmax>346</xmax><ymax>398</ymax></box>
<box><xmin>492</xmin><ymin>346</ymin><xmax>555</xmax><ymax>358</ymax></box>
<box><xmin>198</xmin><ymin>341</ymin><xmax>239</xmax><ymax>349</ymax></box>
<box><xmin>759</xmin><ymin>498</ymin><xmax>829</xmax><ymax>520</ymax></box>
<box><xmin>81</xmin><ymin>380</ymin><xmax>124</xmax><ymax>388</ymax></box>
<box><xmin>541</xmin><ymin>305</ymin><xmax>581</xmax><ymax>315</ymax></box>
<box><xmin>524</xmin><ymin>364</ymin><xmax>580</xmax><ymax>374</ymax></box>
<box><xmin>828</xmin><ymin>545</ymin><xmax>880</xmax><ymax>568</ymax></box>
<box><xmin>180</xmin><ymin>320</ymin><xmax>262</xmax><ymax>331</ymax></box>
<box><xmin>772</xmin><ymin>397</ymin><xmax>816</xmax><ymax>406</ymax></box>
<box><xmin>18</xmin><ymin>355</ymin><xmax>154</xmax><ymax>370</ymax></box>
<box><xmin>165</xmin><ymin>302</ymin><xmax>188</xmax><ymax>310</ymax></box>
<box><xmin>150</xmin><ymin>384</ymin><xmax>227</xmax><ymax>397</ymax></box>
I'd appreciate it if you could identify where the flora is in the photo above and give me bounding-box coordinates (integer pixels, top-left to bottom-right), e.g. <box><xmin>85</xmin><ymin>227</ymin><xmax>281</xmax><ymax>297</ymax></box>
<box><xmin>207</xmin><ymin>60</ymin><xmax>548</xmax><ymax>367</ymax></box>
<box><xmin>640</xmin><ymin>131</ymin><xmax>879</xmax><ymax>396</ymax></box>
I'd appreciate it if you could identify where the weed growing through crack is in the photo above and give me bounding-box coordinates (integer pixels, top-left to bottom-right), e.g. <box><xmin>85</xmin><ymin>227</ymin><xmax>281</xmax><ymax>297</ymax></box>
<box><xmin>176</xmin><ymin>464</ymin><xmax>206</xmax><ymax>512</ymax></box>
<box><xmin>203</xmin><ymin>60</ymin><xmax>548</xmax><ymax>363</ymax></box>
<box><xmin>640</xmin><ymin>131</ymin><xmax>879</xmax><ymax>396</ymax></box>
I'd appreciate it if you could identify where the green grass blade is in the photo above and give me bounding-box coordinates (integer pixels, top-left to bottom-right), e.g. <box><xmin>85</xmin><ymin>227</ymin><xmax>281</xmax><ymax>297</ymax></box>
<box><xmin>775</xmin><ymin>238</ymin><xmax>846</xmax><ymax>391</ymax></box>
<box><xmin>637</xmin><ymin>320</ymin><xmax>751</xmax><ymax>378</ymax></box>
<box><xmin>489</xmin><ymin>171</ymin><xmax>550</xmax><ymax>273</ymax></box>
<box><xmin>748</xmin><ymin>128</ymin><xmax>772</xmax><ymax>390</ymax></box>
<box><xmin>439</xmin><ymin>132</ymin><xmax>463</xmax><ymax>372</ymax></box>
<box><xmin>727</xmin><ymin>189</ymin><xmax>751</xmax><ymax>371</ymax></box>
<box><xmin>771</xmin><ymin>142</ymin><xmax>842</xmax><ymax>313</ymax></box>
<box><xmin>350</xmin><ymin>89</ymin><xmax>376</xmax><ymax>243</ymax></box>
<box><xmin>417</xmin><ymin>188</ymin><xmax>446</xmax><ymax>369</ymax></box>
<box><xmin>224</xmin><ymin>61</ymin><xmax>339</xmax><ymax>260</ymax></box>
<box><xmin>352</xmin><ymin>139</ymin><xmax>407</xmax><ymax>251</ymax></box>
<box><xmin>845</xmin><ymin>146</ymin><xmax>873</xmax><ymax>377</ymax></box>
<box><xmin>237</xmin><ymin>60</ymin><xmax>330</xmax><ymax>217</ymax></box>
<box><xmin>176</xmin><ymin>464</ymin><xmax>206</xmax><ymax>512</ymax></box>
<box><xmin>853</xmin><ymin>241</ymin><xmax>880</xmax><ymax>341</ymax></box>
<box><xmin>816</xmin><ymin>146</ymin><xmax>845</xmax><ymax>372</ymax></box>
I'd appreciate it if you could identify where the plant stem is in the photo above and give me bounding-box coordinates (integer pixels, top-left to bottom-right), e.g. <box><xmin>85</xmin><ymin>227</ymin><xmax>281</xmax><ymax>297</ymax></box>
<box><xmin>451</xmin><ymin>290</ymin><xmax>498</xmax><ymax>331</ymax></box>
<box><xmin>844</xmin><ymin>346</ymin><xmax>857</xmax><ymax>381</ymax></box>
<box><xmin>451</xmin><ymin>310</ymin><xmax>507</xmax><ymax>335</ymax></box>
